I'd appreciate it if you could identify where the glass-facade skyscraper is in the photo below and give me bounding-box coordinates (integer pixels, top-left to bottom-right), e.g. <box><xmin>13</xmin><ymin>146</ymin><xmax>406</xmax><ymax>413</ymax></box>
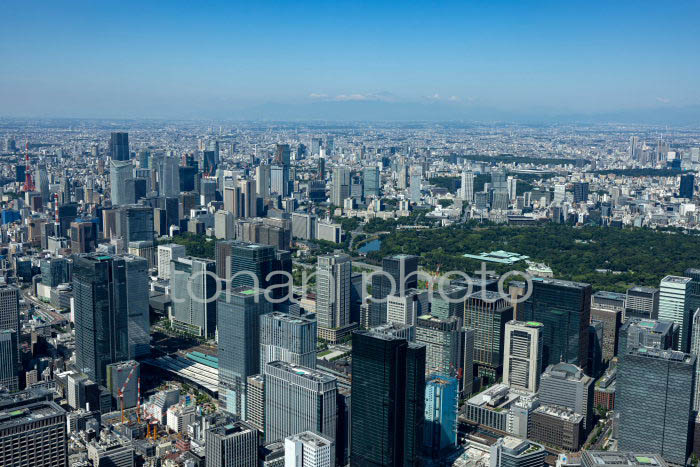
<box><xmin>218</xmin><ymin>286</ymin><xmax>272</xmax><ymax>420</ymax></box>
<box><xmin>617</xmin><ymin>347</ymin><xmax>695</xmax><ymax>465</ymax></box>
<box><xmin>520</xmin><ymin>277</ymin><xmax>592</xmax><ymax>372</ymax></box>
<box><xmin>170</xmin><ymin>257</ymin><xmax>217</xmax><ymax>338</ymax></box>
<box><xmin>109</xmin><ymin>132</ymin><xmax>129</xmax><ymax>161</ymax></box>
<box><xmin>350</xmin><ymin>330</ymin><xmax>426</xmax><ymax>467</ymax></box>
<box><xmin>73</xmin><ymin>254</ymin><xmax>129</xmax><ymax>386</ymax></box>
<box><xmin>370</xmin><ymin>254</ymin><xmax>419</xmax><ymax>327</ymax></box>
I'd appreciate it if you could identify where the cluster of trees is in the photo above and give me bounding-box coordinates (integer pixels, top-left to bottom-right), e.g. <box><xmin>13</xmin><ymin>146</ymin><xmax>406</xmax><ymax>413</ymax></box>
<box><xmin>371</xmin><ymin>223</ymin><xmax>700</xmax><ymax>292</ymax></box>
<box><xmin>163</xmin><ymin>233</ymin><xmax>216</xmax><ymax>259</ymax></box>
<box><xmin>450</xmin><ymin>153</ymin><xmax>581</xmax><ymax>166</ymax></box>
<box><xmin>364</xmin><ymin>208</ymin><xmax>435</xmax><ymax>233</ymax></box>
<box><xmin>593</xmin><ymin>168</ymin><xmax>692</xmax><ymax>177</ymax></box>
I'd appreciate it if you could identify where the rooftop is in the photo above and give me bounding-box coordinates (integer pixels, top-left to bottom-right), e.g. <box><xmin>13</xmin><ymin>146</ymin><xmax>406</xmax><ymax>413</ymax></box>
<box><xmin>583</xmin><ymin>451</ymin><xmax>667</xmax><ymax>467</ymax></box>
<box><xmin>265</xmin><ymin>361</ymin><xmax>336</xmax><ymax>384</ymax></box>
<box><xmin>0</xmin><ymin>401</ymin><xmax>65</xmax><ymax>430</ymax></box>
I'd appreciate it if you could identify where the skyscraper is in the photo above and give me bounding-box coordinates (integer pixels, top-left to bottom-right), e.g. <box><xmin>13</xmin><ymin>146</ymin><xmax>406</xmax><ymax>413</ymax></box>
<box><xmin>229</xmin><ymin>242</ymin><xmax>291</xmax><ymax>300</ymax></box>
<box><xmin>573</xmin><ymin>182</ymin><xmax>589</xmax><ymax>203</ymax></box>
<box><xmin>617</xmin><ymin>347</ymin><xmax>695</xmax><ymax>465</ymax></box>
<box><xmin>156</xmin><ymin>154</ymin><xmax>180</xmax><ymax>197</ymax></box>
<box><xmin>218</xmin><ymin>287</ymin><xmax>272</xmax><ymax>419</ymax></box>
<box><xmin>256</xmin><ymin>164</ymin><xmax>270</xmax><ymax>198</ymax></box>
<box><xmin>0</xmin><ymin>285</ymin><xmax>20</xmax><ymax>347</ymax></box>
<box><xmin>460</xmin><ymin>170</ymin><xmax>474</xmax><ymax>202</ymax></box>
<box><xmin>350</xmin><ymin>330</ymin><xmax>426</xmax><ymax>467</ymax></box>
<box><xmin>415</xmin><ymin>315</ymin><xmax>464</xmax><ymax>380</ymax></box>
<box><xmin>264</xmin><ymin>361</ymin><xmax>337</xmax><ymax>443</ymax></box>
<box><xmin>109</xmin><ymin>132</ymin><xmax>129</xmax><ymax>161</ymax></box>
<box><xmin>464</xmin><ymin>290</ymin><xmax>514</xmax><ymax>383</ymax></box>
<box><xmin>157</xmin><ymin>243</ymin><xmax>185</xmax><ymax>280</ymax></box>
<box><xmin>692</xmin><ymin>309</ymin><xmax>700</xmax><ymax>412</ymax></box>
<box><xmin>205</xmin><ymin>421</ymin><xmax>258</xmax><ymax>467</ymax></box>
<box><xmin>503</xmin><ymin>321</ymin><xmax>543</xmax><ymax>393</ymax></box>
<box><xmin>110</xmin><ymin>160</ymin><xmax>133</xmax><ymax>206</ymax></box>
<box><xmin>625</xmin><ymin>286</ymin><xmax>659</xmax><ymax>320</ymax></box>
<box><xmin>520</xmin><ymin>278</ymin><xmax>592</xmax><ymax>372</ymax></box>
<box><xmin>170</xmin><ymin>257</ymin><xmax>217</xmax><ymax>338</ymax></box>
<box><xmin>316</xmin><ymin>253</ymin><xmax>352</xmax><ymax>342</ymax></box>
<box><xmin>539</xmin><ymin>362</ymin><xmax>594</xmax><ymax>431</ymax></box>
<box><xmin>331</xmin><ymin>167</ymin><xmax>350</xmax><ymax>206</ymax></box>
<box><xmin>116</xmin><ymin>204</ymin><xmax>154</xmax><ymax>245</ymax></box>
<box><xmin>124</xmin><ymin>255</ymin><xmax>150</xmax><ymax>358</ymax></box>
<box><xmin>659</xmin><ymin>275</ymin><xmax>693</xmax><ymax>352</ymax></box>
<box><xmin>680</xmin><ymin>173</ymin><xmax>695</xmax><ymax>199</ymax></box>
<box><xmin>260</xmin><ymin>312</ymin><xmax>317</xmax><ymax>370</ymax></box>
<box><xmin>270</xmin><ymin>165</ymin><xmax>290</xmax><ymax>197</ymax></box>
<box><xmin>0</xmin><ymin>330</ymin><xmax>19</xmax><ymax>391</ymax></box>
<box><xmin>363</xmin><ymin>165</ymin><xmax>381</xmax><ymax>198</ymax></box>
<box><xmin>423</xmin><ymin>375</ymin><xmax>458</xmax><ymax>458</ymax></box>
<box><xmin>370</xmin><ymin>254</ymin><xmax>419</xmax><ymax>327</ymax></box>
<box><xmin>590</xmin><ymin>291</ymin><xmax>625</xmax><ymax>362</ymax></box>
<box><xmin>73</xmin><ymin>255</ymin><xmax>129</xmax><ymax>386</ymax></box>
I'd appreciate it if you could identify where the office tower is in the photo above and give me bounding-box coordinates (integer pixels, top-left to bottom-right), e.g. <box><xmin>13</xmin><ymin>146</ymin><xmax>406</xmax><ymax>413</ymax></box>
<box><xmin>460</xmin><ymin>170</ymin><xmax>475</xmax><ymax>202</ymax></box>
<box><xmin>503</xmin><ymin>321</ymin><xmax>543</xmax><ymax>393</ymax></box>
<box><xmin>680</xmin><ymin>173</ymin><xmax>695</xmax><ymax>199</ymax></box>
<box><xmin>311</xmin><ymin>137</ymin><xmax>322</xmax><ymax>156</ymax></box>
<box><xmin>0</xmin><ymin>401</ymin><xmax>68</xmax><ymax>467</ymax></box>
<box><xmin>423</xmin><ymin>375</ymin><xmax>458</xmax><ymax>458</ymax></box>
<box><xmin>246</xmin><ymin>374</ymin><xmax>265</xmax><ymax>432</ymax></box>
<box><xmin>240</xmin><ymin>178</ymin><xmax>258</xmax><ymax>218</ymax></box>
<box><xmin>350</xmin><ymin>330</ymin><xmax>426</xmax><ymax>467</ymax></box>
<box><xmin>292</xmin><ymin>212</ymin><xmax>316</xmax><ymax>240</ymax></box>
<box><xmin>316</xmin><ymin>254</ymin><xmax>351</xmax><ymax>340</ymax></box>
<box><xmin>491</xmin><ymin>168</ymin><xmax>509</xmax><ymax>210</ymax></box>
<box><xmin>387</xmin><ymin>289</ymin><xmax>429</xmax><ymax>326</ymax></box>
<box><xmin>275</xmin><ymin>143</ymin><xmax>291</xmax><ymax>166</ymax></box>
<box><xmin>110</xmin><ymin>132</ymin><xmax>129</xmax><ymax>161</ymax></box>
<box><xmin>215</xmin><ymin>210</ymin><xmax>235</xmax><ymax>239</ymax></box>
<box><xmin>117</xmin><ymin>204</ymin><xmax>154</xmax><ymax>245</ymax></box>
<box><xmin>201</xmin><ymin>178</ymin><xmax>217</xmax><ymax>205</ymax></box>
<box><xmin>464</xmin><ymin>290</ymin><xmax>514</xmax><ymax>383</ymax></box>
<box><xmin>539</xmin><ymin>362</ymin><xmax>594</xmax><ymax>431</ymax></box>
<box><xmin>271</xmin><ymin>165</ymin><xmax>290</xmax><ymax>197</ymax></box>
<box><xmin>520</xmin><ymin>278</ymin><xmax>592</xmax><ymax>372</ymax></box>
<box><xmin>170</xmin><ymin>257</ymin><xmax>217</xmax><ymax>338</ymax></box>
<box><xmin>124</xmin><ymin>255</ymin><xmax>150</xmax><ymax>358</ymax></box>
<box><xmin>74</xmin><ymin>255</ymin><xmax>129</xmax><ymax>386</ymax></box>
<box><xmin>205</xmin><ymin>421</ymin><xmax>258</xmax><ymax>467</ymax></box>
<box><xmin>215</xmin><ymin>240</ymin><xmax>236</xmax><ymax>282</ymax></box>
<box><xmin>617</xmin><ymin>347</ymin><xmax>695</xmax><ymax>465</ymax></box>
<box><xmin>553</xmin><ymin>184</ymin><xmax>566</xmax><ymax>204</ymax></box>
<box><xmin>0</xmin><ymin>285</ymin><xmax>20</xmax><ymax>342</ymax></box>
<box><xmin>659</xmin><ymin>275</ymin><xmax>693</xmax><ymax>352</ymax></box>
<box><xmin>415</xmin><ymin>315</ymin><xmax>463</xmax><ymax>378</ymax></box>
<box><xmin>0</xmin><ymin>330</ymin><xmax>19</xmax><ymax>391</ymax></box>
<box><xmin>370</xmin><ymin>254</ymin><xmax>419</xmax><ymax>327</ymax></box>
<box><xmin>156</xmin><ymin>155</ymin><xmax>180</xmax><ymax>197</ymax></box>
<box><xmin>331</xmin><ymin>167</ymin><xmax>350</xmax><ymax>206</ymax></box>
<box><xmin>430</xmin><ymin>284</ymin><xmax>467</xmax><ymax>320</ymax></box>
<box><xmin>685</xmin><ymin>268</ymin><xmax>700</xmax><ymax>315</ymax></box>
<box><xmin>203</xmin><ymin>150</ymin><xmax>217</xmax><ymax>175</ymax></box>
<box><xmin>110</xmin><ymin>160</ymin><xmax>133</xmax><ymax>206</ymax></box>
<box><xmin>693</xmin><ymin>309</ymin><xmax>700</xmax><ymax>412</ymax></box>
<box><xmin>409</xmin><ymin>165</ymin><xmax>422</xmax><ymax>203</ymax></box>
<box><xmin>573</xmin><ymin>182</ymin><xmax>589</xmax><ymax>203</ymax></box>
<box><xmin>284</xmin><ymin>431</ymin><xmax>335</xmax><ymax>467</ymax></box>
<box><xmin>260</xmin><ymin>312</ymin><xmax>317</xmax><ymax>370</ymax></box>
<box><xmin>264</xmin><ymin>361</ymin><xmax>337</xmax><ymax>443</ymax></box>
<box><xmin>590</xmin><ymin>291</ymin><xmax>625</xmax><ymax>362</ymax></box>
<box><xmin>489</xmin><ymin>436</ymin><xmax>546</xmax><ymax>467</ymax></box>
<box><xmin>229</xmin><ymin>242</ymin><xmax>291</xmax><ymax>300</ymax></box>
<box><xmin>70</xmin><ymin>221</ymin><xmax>97</xmax><ymax>254</ymax></box>
<box><xmin>462</xmin><ymin>327</ymin><xmax>475</xmax><ymax>396</ymax></box>
<box><xmin>625</xmin><ymin>286</ymin><xmax>659</xmax><ymax>319</ymax></box>
<box><xmin>363</xmin><ymin>166</ymin><xmax>381</xmax><ymax>198</ymax></box>
<box><xmin>618</xmin><ymin>318</ymin><xmax>675</xmax><ymax>354</ymax></box>
<box><xmin>157</xmin><ymin>243</ymin><xmax>185</xmax><ymax>280</ymax></box>
<box><xmin>218</xmin><ymin>287</ymin><xmax>272</xmax><ymax>419</ymax></box>
<box><xmin>223</xmin><ymin>185</ymin><xmax>238</xmax><ymax>215</ymax></box>
<box><xmin>256</xmin><ymin>164</ymin><xmax>271</xmax><ymax>198</ymax></box>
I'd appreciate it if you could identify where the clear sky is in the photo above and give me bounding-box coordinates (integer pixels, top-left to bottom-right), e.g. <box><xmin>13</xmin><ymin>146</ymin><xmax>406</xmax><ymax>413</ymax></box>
<box><xmin>1</xmin><ymin>0</ymin><xmax>699</xmax><ymax>120</ymax></box>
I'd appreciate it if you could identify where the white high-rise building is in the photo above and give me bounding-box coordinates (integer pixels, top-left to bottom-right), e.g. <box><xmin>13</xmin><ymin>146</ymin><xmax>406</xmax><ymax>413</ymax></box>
<box><xmin>157</xmin><ymin>243</ymin><xmax>186</xmax><ymax>280</ymax></box>
<box><xmin>284</xmin><ymin>431</ymin><xmax>335</xmax><ymax>467</ymax></box>
<box><xmin>316</xmin><ymin>254</ymin><xmax>351</xmax><ymax>334</ymax></box>
<box><xmin>460</xmin><ymin>171</ymin><xmax>474</xmax><ymax>202</ymax></box>
<box><xmin>507</xmin><ymin>176</ymin><xmax>517</xmax><ymax>201</ymax></box>
<box><xmin>256</xmin><ymin>164</ymin><xmax>270</xmax><ymax>198</ymax></box>
<box><xmin>386</xmin><ymin>289</ymin><xmax>429</xmax><ymax>326</ymax></box>
<box><xmin>659</xmin><ymin>275</ymin><xmax>693</xmax><ymax>352</ymax></box>
<box><xmin>110</xmin><ymin>160</ymin><xmax>133</xmax><ymax>206</ymax></box>
<box><xmin>553</xmin><ymin>184</ymin><xmax>566</xmax><ymax>205</ymax></box>
<box><xmin>157</xmin><ymin>155</ymin><xmax>180</xmax><ymax>197</ymax></box>
<box><xmin>503</xmin><ymin>321</ymin><xmax>543</xmax><ymax>393</ymax></box>
<box><xmin>215</xmin><ymin>210</ymin><xmax>235</xmax><ymax>240</ymax></box>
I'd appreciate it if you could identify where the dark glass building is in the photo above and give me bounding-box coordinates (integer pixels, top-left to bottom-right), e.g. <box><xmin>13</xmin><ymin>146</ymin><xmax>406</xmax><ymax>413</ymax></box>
<box><xmin>617</xmin><ymin>347</ymin><xmax>695</xmax><ymax>465</ymax></box>
<box><xmin>217</xmin><ymin>286</ymin><xmax>272</xmax><ymax>419</ymax></box>
<box><xmin>350</xmin><ymin>330</ymin><xmax>426</xmax><ymax>467</ymax></box>
<box><xmin>370</xmin><ymin>254</ymin><xmax>419</xmax><ymax>327</ymax></box>
<box><xmin>680</xmin><ymin>173</ymin><xmax>695</xmax><ymax>199</ymax></box>
<box><xmin>109</xmin><ymin>132</ymin><xmax>129</xmax><ymax>161</ymax></box>
<box><xmin>520</xmin><ymin>278</ymin><xmax>592</xmax><ymax>372</ymax></box>
<box><xmin>228</xmin><ymin>242</ymin><xmax>291</xmax><ymax>300</ymax></box>
<box><xmin>73</xmin><ymin>255</ymin><xmax>129</xmax><ymax>386</ymax></box>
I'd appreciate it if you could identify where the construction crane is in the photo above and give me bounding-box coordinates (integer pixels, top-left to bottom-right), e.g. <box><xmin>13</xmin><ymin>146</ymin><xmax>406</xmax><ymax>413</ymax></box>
<box><xmin>22</xmin><ymin>141</ymin><xmax>35</xmax><ymax>192</ymax></box>
<box><xmin>118</xmin><ymin>365</ymin><xmax>137</xmax><ymax>423</ymax></box>
<box><xmin>136</xmin><ymin>377</ymin><xmax>141</xmax><ymax>424</ymax></box>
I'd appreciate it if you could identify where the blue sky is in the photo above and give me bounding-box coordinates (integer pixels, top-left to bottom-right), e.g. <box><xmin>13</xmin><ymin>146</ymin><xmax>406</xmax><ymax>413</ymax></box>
<box><xmin>1</xmin><ymin>1</ymin><xmax>699</xmax><ymax>120</ymax></box>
